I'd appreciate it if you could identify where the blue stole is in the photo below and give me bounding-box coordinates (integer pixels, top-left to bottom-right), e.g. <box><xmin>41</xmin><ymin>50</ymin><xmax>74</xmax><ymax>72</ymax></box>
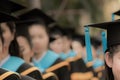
<box><xmin>84</xmin><ymin>58</ymin><xmax>104</xmax><ymax>69</ymax></box>
<box><xmin>83</xmin><ymin>58</ymin><xmax>89</xmax><ymax>64</ymax></box>
<box><xmin>1</xmin><ymin>56</ymin><xmax>25</xmax><ymax>72</ymax></box>
<box><xmin>60</xmin><ymin>50</ymin><xmax>76</xmax><ymax>60</ymax></box>
<box><xmin>93</xmin><ymin>59</ymin><xmax>104</xmax><ymax>69</ymax></box>
<box><xmin>33</xmin><ymin>50</ymin><xmax>59</xmax><ymax>73</ymax></box>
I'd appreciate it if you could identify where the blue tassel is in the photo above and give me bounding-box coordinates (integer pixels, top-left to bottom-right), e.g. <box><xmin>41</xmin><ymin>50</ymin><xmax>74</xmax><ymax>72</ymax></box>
<box><xmin>112</xmin><ymin>14</ymin><xmax>115</xmax><ymax>21</ymax></box>
<box><xmin>84</xmin><ymin>26</ymin><xmax>93</xmax><ymax>61</ymax></box>
<box><xmin>101</xmin><ymin>31</ymin><xmax>107</xmax><ymax>53</ymax></box>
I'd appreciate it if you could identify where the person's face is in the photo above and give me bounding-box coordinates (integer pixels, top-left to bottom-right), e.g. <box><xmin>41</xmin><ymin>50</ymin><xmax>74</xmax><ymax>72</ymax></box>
<box><xmin>105</xmin><ymin>51</ymin><xmax>120</xmax><ymax>80</ymax></box>
<box><xmin>50</xmin><ymin>36</ymin><xmax>64</xmax><ymax>54</ymax></box>
<box><xmin>17</xmin><ymin>36</ymin><xmax>33</xmax><ymax>63</ymax></box>
<box><xmin>72</xmin><ymin>41</ymin><xmax>83</xmax><ymax>54</ymax></box>
<box><xmin>0</xmin><ymin>23</ymin><xmax>14</xmax><ymax>47</ymax></box>
<box><xmin>63</xmin><ymin>36</ymin><xmax>71</xmax><ymax>51</ymax></box>
<box><xmin>28</xmin><ymin>25</ymin><xmax>49</xmax><ymax>54</ymax></box>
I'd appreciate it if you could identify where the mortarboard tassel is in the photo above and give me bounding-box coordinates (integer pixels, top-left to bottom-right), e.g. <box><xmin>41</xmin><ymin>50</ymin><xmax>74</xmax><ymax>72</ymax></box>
<box><xmin>101</xmin><ymin>31</ymin><xmax>107</xmax><ymax>53</ymax></box>
<box><xmin>112</xmin><ymin>13</ymin><xmax>115</xmax><ymax>21</ymax></box>
<box><xmin>84</xmin><ymin>26</ymin><xmax>93</xmax><ymax>61</ymax></box>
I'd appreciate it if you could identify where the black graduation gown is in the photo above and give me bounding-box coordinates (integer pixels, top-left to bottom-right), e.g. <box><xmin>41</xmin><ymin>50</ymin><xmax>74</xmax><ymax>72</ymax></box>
<box><xmin>43</xmin><ymin>72</ymin><xmax>58</xmax><ymax>80</ymax></box>
<box><xmin>21</xmin><ymin>75</ymin><xmax>37</xmax><ymax>80</ymax></box>
<box><xmin>45</xmin><ymin>58</ymin><xmax>70</xmax><ymax>80</ymax></box>
<box><xmin>1</xmin><ymin>56</ymin><xmax>43</xmax><ymax>80</ymax></box>
<box><xmin>17</xmin><ymin>63</ymin><xmax>43</xmax><ymax>80</ymax></box>
<box><xmin>0</xmin><ymin>68</ymin><xmax>20</xmax><ymax>80</ymax></box>
<box><xmin>66</xmin><ymin>56</ymin><xmax>99</xmax><ymax>80</ymax></box>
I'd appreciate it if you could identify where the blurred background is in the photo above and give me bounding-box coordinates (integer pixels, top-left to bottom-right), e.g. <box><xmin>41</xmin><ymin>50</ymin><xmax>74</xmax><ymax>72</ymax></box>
<box><xmin>12</xmin><ymin>0</ymin><xmax>120</xmax><ymax>37</ymax></box>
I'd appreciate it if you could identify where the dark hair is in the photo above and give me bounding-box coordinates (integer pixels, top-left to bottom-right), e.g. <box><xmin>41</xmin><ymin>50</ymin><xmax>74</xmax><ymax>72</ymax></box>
<box><xmin>49</xmin><ymin>26</ymin><xmax>63</xmax><ymax>37</ymax></box>
<box><xmin>72</xmin><ymin>34</ymin><xmax>85</xmax><ymax>47</ymax></box>
<box><xmin>91</xmin><ymin>37</ymin><xmax>101</xmax><ymax>49</ymax></box>
<box><xmin>16</xmin><ymin>34</ymin><xmax>32</xmax><ymax>49</ymax></box>
<box><xmin>0</xmin><ymin>27</ymin><xmax>3</xmax><ymax>43</ymax></box>
<box><xmin>16</xmin><ymin>23</ymin><xmax>32</xmax><ymax>49</ymax></box>
<box><xmin>49</xmin><ymin>26</ymin><xmax>63</xmax><ymax>43</ymax></box>
<box><xmin>105</xmin><ymin>44</ymin><xmax>120</xmax><ymax>80</ymax></box>
<box><xmin>63</xmin><ymin>28</ymin><xmax>75</xmax><ymax>40</ymax></box>
<box><xmin>27</xmin><ymin>19</ymin><xmax>49</xmax><ymax>35</ymax></box>
<box><xmin>5</xmin><ymin>22</ymin><xmax>20</xmax><ymax>57</ymax></box>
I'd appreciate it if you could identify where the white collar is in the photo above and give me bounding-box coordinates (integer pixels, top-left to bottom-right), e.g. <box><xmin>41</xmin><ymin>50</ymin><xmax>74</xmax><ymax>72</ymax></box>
<box><xmin>0</xmin><ymin>55</ymin><xmax>10</xmax><ymax>67</ymax></box>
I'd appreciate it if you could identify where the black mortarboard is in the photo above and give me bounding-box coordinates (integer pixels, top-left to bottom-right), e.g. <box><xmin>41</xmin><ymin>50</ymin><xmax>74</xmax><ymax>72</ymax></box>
<box><xmin>113</xmin><ymin>10</ymin><xmax>120</xmax><ymax>16</ymax></box>
<box><xmin>17</xmin><ymin>8</ymin><xmax>55</xmax><ymax>26</ymax></box>
<box><xmin>0</xmin><ymin>0</ymin><xmax>26</xmax><ymax>13</ymax></box>
<box><xmin>112</xmin><ymin>10</ymin><xmax>120</xmax><ymax>21</ymax></box>
<box><xmin>0</xmin><ymin>0</ymin><xmax>26</xmax><ymax>23</ymax></box>
<box><xmin>87</xmin><ymin>19</ymin><xmax>120</xmax><ymax>48</ymax></box>
<box><xmin>0</xmin><ymin>12</ymin><xmax>17</xmax><ymax>22</ymax></box>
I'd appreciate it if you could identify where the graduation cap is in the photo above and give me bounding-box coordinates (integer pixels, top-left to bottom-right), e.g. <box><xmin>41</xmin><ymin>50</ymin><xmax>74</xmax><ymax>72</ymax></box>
<box><xmin>0</xmin><ymin>0</ymin><xmax>26</xmax><ymax>23</ymax></box>
<box><xmin>0</xmin><ymin>0</ymin><xmax>26</xmax><ymax>13</ymax></box>
<box><xmin>112</xmin><ymin>10</ymin><xmax>120</xmax><ymax>21</ymax></box>
<box><xmin>113</xmin><ymin>10</ymin><xmax>120</xmax><ymax>16</ymax></box>
<box><xmin>87</xmin><ymin>19</ymin><xmax>120</xmax><ymax>47</ymax></box>
<box><xmin>17</xmin><ymin>8</ymin><xmax>55</xmax><ymax>26</ymax></box>
<box><xmin>85</xmin><ymin>19</ymin><xmax>120</xmax><ymax>61</ymax></box>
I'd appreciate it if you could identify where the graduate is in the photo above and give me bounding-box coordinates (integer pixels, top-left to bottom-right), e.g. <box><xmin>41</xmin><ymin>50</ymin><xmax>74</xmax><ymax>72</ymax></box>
<box><xmin>49</xmin><ymin>25</ymin><xmax>64</xmax><ymax>54</ymax></box>
<box><xmin>90</xmin><ymin>38</ymin><xmax>104</xmax><ymax>71</ymax></box>
<box><xmin>0</xmin><ymin>1</ymin><xmax>43</xmax><ymax>80</ymax></box>
<box><xmin>86</xmin><ymin>19</ymin><xmax>120</xmax><ymax>80</ymax></box>
<box><xmin>71</xmin><ymin>34</ymin><xmax>90</xmax><ymax>72</ymax></box>
<box><xmin>17</xmin><ymin>8</ymin><xmax>70</xmax><ymax>80</ymax></box>
<box><xmin>60</xmin><ymin>28</ymin><xmax>77</xmax><ymax>60</ymax></box>
<box><xmin>16</xmin><ymin>23</ymin><xmax>33</xmax><ymax>64</ymax></box>
<box><xmin>84</xmin><ymin>37</ymin><xmax>104</xmax><ymax>70</ymax></box>
<box><xmin>72</xmin><ymin>34</ymin><xmax>85</xmax><ymax>58</ymax></box>
<box><xmin>0</xmin><ymin>27</ymin><xmax>36</xmax><ymax>80</ymax></box>
<box><xmin>69</xmin><ymin>34</ymin><xmax>98</xmax><ymax>80</ymax></box>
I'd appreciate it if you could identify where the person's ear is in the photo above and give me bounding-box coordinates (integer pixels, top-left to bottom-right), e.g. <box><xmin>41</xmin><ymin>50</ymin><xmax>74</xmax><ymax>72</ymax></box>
<box><xmin>105</xmin><ymin>52</ymin><xmax>113</xmax><ymax>68</ymax></box>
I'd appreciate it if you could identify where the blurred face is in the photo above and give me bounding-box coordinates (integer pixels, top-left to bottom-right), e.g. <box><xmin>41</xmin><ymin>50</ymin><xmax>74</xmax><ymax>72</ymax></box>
<box><xmin>50</xmin><ymin>36</ymin><xmax>64</xmax><ymax>53</ymax></box>
<box><xmin>72</xmin><ymin>41</ymin><xmax>83</xmax><ymax>54</ymax></box>
<box><xmin>28</xmin><ymin>24</ymin><xmax>49</xmax><ymax>54</ymax></box>
<box><xmin>105</xmin><ymin>51</ymin><xmax>120</xmax><ymax>80</ymax></box>
<box><xmin>0</xmin><ymin>23</ymin><xmax>14</xmax><ymax>48</ymax></box>
<box><xmin>17</xmin><ymin>36</ymin><xmax>33</xmax><ymax>63</ymax></box>
<box><xmin>63</xmin><ymin>36</ymin><xmax>71</xmax><ymax>51</ymax></box>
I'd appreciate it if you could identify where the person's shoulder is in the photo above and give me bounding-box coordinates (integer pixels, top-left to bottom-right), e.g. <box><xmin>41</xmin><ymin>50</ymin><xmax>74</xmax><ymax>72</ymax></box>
<box><xmin>0</xmin><ymin>68</ymin><xmax>21</xmax><ymax>80</ymax></box>
<box><xmin>10</xmin><ymin>56</ymin><xmax>24</xmax><ymax>62</ymax></box>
